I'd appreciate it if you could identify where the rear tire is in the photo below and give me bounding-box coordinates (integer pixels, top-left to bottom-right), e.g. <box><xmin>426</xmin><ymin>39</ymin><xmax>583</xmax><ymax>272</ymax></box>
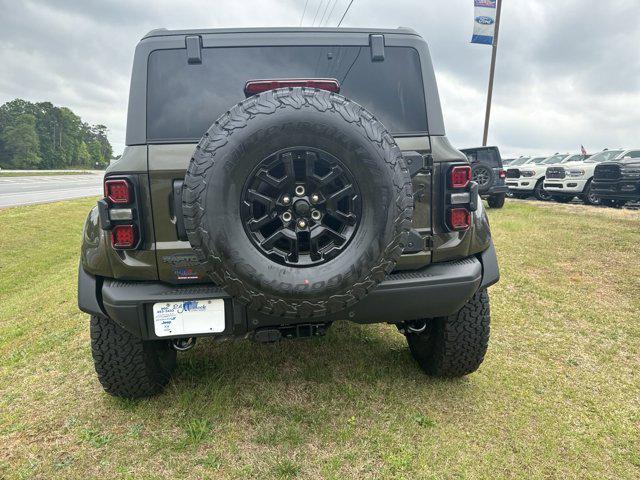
<box><xmin>487</xmin><ymin>193</ymin><xmax>505</xmax><ymax>208</ymax></box>
<box><xmin>472</xmin><ymin>164</ymin><xmax>494</xmax><ymax>194</ymax></box>
<box><xmin>90</xmin><ymin>316</ymin><xmax>176</xmax><ymax>398</ymax></box>
<box><xmin>406</xmin><ymin>290</ymin><xmax>490</xmax><ymax>377</ymax></box>
<box><xmin>182</xmin><ymin>88</ymin><xmax>413</xmax><ymax>319</ymax></box>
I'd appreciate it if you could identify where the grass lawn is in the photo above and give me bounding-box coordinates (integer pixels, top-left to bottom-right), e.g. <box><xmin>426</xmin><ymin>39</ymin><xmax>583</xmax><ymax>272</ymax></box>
<box><xmin>0</xmin><ymin>171</ymin><xmax>99</xmax><ymax>177</ymax></box>
<box><xmin>1</xmin><ymin>198</ymin><xmax>639</xmax><ymax>479</ymax></box>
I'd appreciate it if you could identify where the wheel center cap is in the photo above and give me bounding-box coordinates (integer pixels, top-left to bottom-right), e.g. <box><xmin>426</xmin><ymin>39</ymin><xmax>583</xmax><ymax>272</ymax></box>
<box><xmin>294</xmin><ymin>200</ymin><xmax>311</xmax><ymax>216</ymax></box>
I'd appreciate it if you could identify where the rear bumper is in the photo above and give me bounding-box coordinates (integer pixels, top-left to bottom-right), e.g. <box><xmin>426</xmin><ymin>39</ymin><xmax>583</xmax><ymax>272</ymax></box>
<box><xmin>78</xmin><ymin>242</ymin><xmax>499</xmax><ymax>340</ymax></box>
<box><xmin>591</xmin><ymin>180</ymin><xmax>640</xmax><ymax>201</ymax></box>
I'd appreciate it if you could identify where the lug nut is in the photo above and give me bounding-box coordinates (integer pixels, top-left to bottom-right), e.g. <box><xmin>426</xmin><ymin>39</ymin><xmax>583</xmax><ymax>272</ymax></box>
<box><xmin>311</xmin><ymin>210</ymin><xmax>321</xmax><ymax>221</ymax></box>
<box><xmin>297</xmin><ymin>219</ymin><xmax>307</xmax><ymax>229</ymax></box>
<box><xmin>282</xmin><ymin>212</ymin><xmax>292</xmax><ymax>222</ymax></box>
<box><xmin>282</xmin><ymin>195</ymin><xmax>291</xmax><ymax>205</ymax></box>
<box><xmin>295</xmin><ymin>185</ymin><xmax>305</xmax><ymax>196</ymax></box>
<box><xmin>310</xmin><ymin>194</ymin><xmax>320</xmax><ymax>203</ymax></box>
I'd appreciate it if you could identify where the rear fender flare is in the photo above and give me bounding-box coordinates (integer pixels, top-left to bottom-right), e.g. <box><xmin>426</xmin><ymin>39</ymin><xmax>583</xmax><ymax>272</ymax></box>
<box><xmin>80</xmin><ymin>206</ymin><xmax>114</xmax><ymax>277</ymax></box>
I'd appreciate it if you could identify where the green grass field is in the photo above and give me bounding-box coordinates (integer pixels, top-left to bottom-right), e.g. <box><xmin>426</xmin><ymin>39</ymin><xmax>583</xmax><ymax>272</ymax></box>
<box><xmin>1</xmin><ymin>198</ymin><xmax>639</xmax><ymax>479</ymax></box>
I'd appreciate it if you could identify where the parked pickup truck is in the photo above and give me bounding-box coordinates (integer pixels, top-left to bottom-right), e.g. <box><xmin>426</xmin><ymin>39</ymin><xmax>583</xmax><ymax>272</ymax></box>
<box><xmin>77</xmin><ymin>26</ymin><xmax>500</xmax><ymax>398</ymax></box>
<box><xmin>591</xmin><ymin>149</ymin><xmax>640</xmax><ymax>207</ymax></box>
<box><xmin>505</xmin><ymin>153</ymin><xmax>585</xmax><ymax>201</ymax></box>
<box><xmin>544</xmin><ymin>149</ymin><xmax>625</xmax><ymax>205</ymax></box>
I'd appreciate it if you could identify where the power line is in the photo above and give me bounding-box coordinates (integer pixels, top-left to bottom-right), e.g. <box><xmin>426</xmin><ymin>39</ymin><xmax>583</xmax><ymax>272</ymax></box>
<box><xmin>322</xmin><ymin>0</ymin><xmax>339</xmax><ymax>26</ymax></box>
<box><xmin>318</xmin><ymin>0</ymin><xmax>332</xmax><ymax>26</ymax></box>
<box><xmin>311</xmin><ymin>0</ymin><xmax>324</xmax><ymax>26</ymax></box>
<box><xmin>337</xmin><ymin>0</ymin><xmax>355</xmax><ymax>27</ymax></box>
<box><xmin>299</xmin><ymin>0</ymin><xmax>310</xmax><ymax>26</ymax></box>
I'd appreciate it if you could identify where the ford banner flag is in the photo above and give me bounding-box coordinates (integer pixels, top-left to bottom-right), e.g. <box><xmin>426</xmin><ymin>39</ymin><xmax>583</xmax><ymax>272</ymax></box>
<box><xmin>472</xmin><ymin>0</ymin><xmax>497</xmax><ymax>45</ymax></box>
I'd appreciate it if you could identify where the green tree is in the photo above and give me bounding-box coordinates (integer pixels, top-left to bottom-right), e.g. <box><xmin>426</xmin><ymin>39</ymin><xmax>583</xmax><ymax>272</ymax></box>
<box><xmin>76</xmin><ymin>140</ymin><xmax>91</xmax><ymax>167</ymax></box>
<box><xmin>0</xmin><ymin>113</ymin><xmax>41</xmax><ymax>168</ymax></box>
<box><xmin>0</xmin><ymin>99</ymin><xmax>113</xmax><ymax>169</ymax></box>
<box><xmin>86</xmin><ymin>124</ymin><xmax>112</xmax><ymax>168</ymax></box>
<box><xmin>87</xmin><ymin>140</ymin><xmax>103</xmax><ymax>168</ymax></box>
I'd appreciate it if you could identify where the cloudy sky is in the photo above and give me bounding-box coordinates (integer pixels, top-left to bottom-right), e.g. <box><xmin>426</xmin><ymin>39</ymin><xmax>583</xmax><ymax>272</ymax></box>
<box><xmin>0</xmin><ymin>0</ymin><xmax>638</xmax><ymax>157</ymax></box>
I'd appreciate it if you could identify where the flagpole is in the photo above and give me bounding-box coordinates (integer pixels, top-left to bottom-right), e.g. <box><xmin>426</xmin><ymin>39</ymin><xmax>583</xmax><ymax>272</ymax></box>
<box><xmin>482</xmin><ymin>0</ymin><xmax>502</xmax><ymax>146</ymax></box>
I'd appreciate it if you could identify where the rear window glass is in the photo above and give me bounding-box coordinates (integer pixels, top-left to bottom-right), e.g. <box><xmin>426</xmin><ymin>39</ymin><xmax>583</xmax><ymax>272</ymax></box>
<box><xmin>461</xmin><ymin>148</ymin><xmax>501</xmax><ymax>167</ymax></box>
<box><xmin>147</xmin><ymin>46</ymin><xmax>428</xmax><ymax>142</ymax></box>
<box><xmin>476</xmin><ymin>148</ymin><xmax>501</xmax><ymax>167</ymax></box>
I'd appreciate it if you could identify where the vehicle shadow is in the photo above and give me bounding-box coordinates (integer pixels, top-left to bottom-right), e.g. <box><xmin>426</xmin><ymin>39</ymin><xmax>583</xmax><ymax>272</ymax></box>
<box><xmin>106</xmin><ymin>321</ymin><xmax>481</xmax><ymax>421</ymax></box>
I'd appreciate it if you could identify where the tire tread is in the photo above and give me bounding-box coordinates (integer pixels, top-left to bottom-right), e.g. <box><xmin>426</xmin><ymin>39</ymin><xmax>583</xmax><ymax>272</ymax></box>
<box><xmin>407</xmin><ymin>290</ymin><xmax>490</xmax><ymax>377</ymax></box>
<box><xmin>90</xmin><ymin>316</ymin><xmax>176</xmax><ymax>398</ymax></box>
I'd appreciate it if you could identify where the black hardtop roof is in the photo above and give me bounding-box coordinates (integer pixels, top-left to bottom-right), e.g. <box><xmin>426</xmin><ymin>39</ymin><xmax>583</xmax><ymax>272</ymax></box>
<box><xmin>143</xmin><ymin>26</ymin><xmax>420</xmax><ymax>39</ymax></box>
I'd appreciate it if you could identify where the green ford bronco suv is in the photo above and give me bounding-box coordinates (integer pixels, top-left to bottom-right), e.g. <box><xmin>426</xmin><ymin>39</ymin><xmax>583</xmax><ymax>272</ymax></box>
<box><xmin>78</xmin><ymin>27</ymin><xmax>500</xmax><ymax>398</ymax></box>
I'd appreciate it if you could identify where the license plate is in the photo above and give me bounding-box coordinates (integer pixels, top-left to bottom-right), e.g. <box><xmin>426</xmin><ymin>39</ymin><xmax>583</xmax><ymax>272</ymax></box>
<box><xmin>153</xmin><ymin>299</ymin><xmax>225</xmax><ymax>337</ymax></box>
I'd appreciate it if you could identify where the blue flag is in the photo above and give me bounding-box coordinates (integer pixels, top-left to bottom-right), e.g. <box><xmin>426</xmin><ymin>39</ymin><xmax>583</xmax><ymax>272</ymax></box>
<box><xmin>472</xmin><ymin>0</ymin><xmax>497</xmax><ymax>45</ymax></box>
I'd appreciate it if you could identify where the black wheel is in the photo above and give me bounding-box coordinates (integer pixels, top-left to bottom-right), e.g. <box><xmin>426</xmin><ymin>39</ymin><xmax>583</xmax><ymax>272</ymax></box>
<box><xmin>472</xmin><ymin>164</ymin><xmax>494</xmax><ymax>194</ymax></box>
<box><xmin>582</xmin><ymin>179</ymin><xmax>601</xmax><ymax>205</ymax></box>
<box><xmin>406</xmin><ymin>290</ymin><xmax>490</xmax><ymax>377</ymax></box>
<box><xmin>487</xmin><ymin>193</ymin><xmax>505</xmax><ymax>208</ymax></box>
<box><xmin>90</xmin><ymin>316</ymin><xmax>176</xmax><ymax>398</ymax></box>
<box><xmin>239</xmin><ymin>147</ymin><xmax>362</xmax><ymax>267</ymax></box>
<box><xmin>183</xmin><ymin>88</ymin><xmax>413</xmax><ymax>319</ymax></box>
<box><xmin>533</xmin><ymin>179</ymin><xmax>551</xmax><ymax>201</ymax></box>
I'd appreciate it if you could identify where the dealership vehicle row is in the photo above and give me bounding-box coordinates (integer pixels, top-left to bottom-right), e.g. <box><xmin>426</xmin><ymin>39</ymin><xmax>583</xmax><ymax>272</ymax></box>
<box><xmin>501</xmin><ymin>149</ymin><xmax>640</xmax><ymax>207</ymax></box>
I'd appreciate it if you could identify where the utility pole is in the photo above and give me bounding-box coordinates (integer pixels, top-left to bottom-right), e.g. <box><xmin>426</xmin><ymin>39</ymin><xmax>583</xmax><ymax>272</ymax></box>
<box><xmin>482</xmin><ymin>0</ymin><xmax>502</xmax><ymax>146</ymax></box>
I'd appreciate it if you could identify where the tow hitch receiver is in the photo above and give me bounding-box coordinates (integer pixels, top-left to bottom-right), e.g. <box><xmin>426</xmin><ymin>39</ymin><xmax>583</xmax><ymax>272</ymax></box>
<box><xmin>253</xmin><ymin>323</ymin><xmax>331</xmax><ymax>343</ymax></box>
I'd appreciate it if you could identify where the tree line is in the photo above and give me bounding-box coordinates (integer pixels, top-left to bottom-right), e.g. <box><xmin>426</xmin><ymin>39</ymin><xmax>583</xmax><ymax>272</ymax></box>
<box><xmin>0</xmin><ymin>99</ymin><xmax>113</xmax><ymax>170</ymax></box>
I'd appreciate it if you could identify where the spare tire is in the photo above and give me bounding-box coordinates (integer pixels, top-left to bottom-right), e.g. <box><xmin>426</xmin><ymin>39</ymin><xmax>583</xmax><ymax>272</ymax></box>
<box><xmin>182</xmin><ymin>88</ymin><xmax>413</xmax><ymax>319</ymax></box>
<box><xmin>471</xmin><ymin>163</ymin><xmax>494</xmax><ymax>194</ymax></box>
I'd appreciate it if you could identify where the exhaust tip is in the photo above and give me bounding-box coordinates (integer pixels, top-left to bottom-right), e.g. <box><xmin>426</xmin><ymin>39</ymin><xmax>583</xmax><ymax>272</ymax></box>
<box><xmin>171</xmin><ymin>337</ymin><xmax>197</xmax><ymax>352</ymax></box>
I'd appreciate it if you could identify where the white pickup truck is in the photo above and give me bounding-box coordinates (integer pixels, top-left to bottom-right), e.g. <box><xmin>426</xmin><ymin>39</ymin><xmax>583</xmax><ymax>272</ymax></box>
<box><xmin>544</xmin><ymin>149</ymin><xmax>625</xmax><ymax>205</ymax></box>
<box><xmin>506</xmin><ymin>153</ymin><xmax>586</xmax><ymax>200</ymax></box>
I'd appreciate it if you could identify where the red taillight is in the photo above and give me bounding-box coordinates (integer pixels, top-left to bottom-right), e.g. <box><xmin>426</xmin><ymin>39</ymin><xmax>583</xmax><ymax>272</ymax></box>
<box><xmin>104</xmin><ymin>179</ymin><xmax>131</xmax><ymax>204</ymax></box>
<box><xmin>448</xmin><ymin>208</ymin><xmax>471</xmax><ymax>231</ymax></box>
<box><xmin>498</xmin><ymin>169</ymin><xmax>506</xmax><ymax>179</ymax></box>
<box><xmin>111</xmin><ymin>225</ymin><xmax>137</xmax><ymax>248</ymax></box>
<box><xmin>244</xmin><ymin>78</ymin><xmax>340</xmax><ymax>96</ymax></box>
<box><xmin>449</xmin><ymin>166</ymin><xmax>472</xmax><ymax>189</ymax></box>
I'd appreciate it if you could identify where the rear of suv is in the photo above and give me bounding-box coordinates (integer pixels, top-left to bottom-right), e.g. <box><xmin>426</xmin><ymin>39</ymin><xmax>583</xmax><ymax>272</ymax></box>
<box><xmin>460</xmin><ymin>146</ymin><xmax>508</xmax><ymax>208</ymax></box>
<box><xmin>78</xmin><ymin>27</ymin><xmax>499</xmax><ymax>398</ymax></box>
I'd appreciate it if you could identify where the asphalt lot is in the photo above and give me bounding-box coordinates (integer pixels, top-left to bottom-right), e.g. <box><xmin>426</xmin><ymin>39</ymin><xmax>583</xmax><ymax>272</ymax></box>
<box><xmin>0</xmin><ymin>173</ymin><xmax>103</xmax><ymax>208</ymax></box>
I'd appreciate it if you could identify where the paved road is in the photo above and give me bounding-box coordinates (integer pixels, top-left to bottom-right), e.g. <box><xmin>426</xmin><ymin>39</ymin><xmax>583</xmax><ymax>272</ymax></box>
<box><xmin>0</xmin><ymin>173</ymin><xmax>103</xmax><ymax>208</ymax></box>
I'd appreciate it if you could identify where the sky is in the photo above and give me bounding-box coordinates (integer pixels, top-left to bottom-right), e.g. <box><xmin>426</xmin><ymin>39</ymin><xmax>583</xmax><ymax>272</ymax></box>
<box><xmin>0</xmin><ymin>0</ymin><xmax>638</xmax><ymax>158</ymax></box>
